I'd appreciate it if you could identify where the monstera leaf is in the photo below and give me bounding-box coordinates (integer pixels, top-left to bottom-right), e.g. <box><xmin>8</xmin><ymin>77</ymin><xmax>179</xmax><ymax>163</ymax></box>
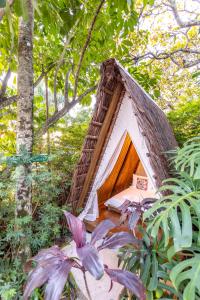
<box><xmin>173</xmin><ymin>137</ymin><xmax>200</xmax><ymax>179</ymax></box>
<box><xmin>144</xmin><ymin>174</ymin><xmax>200</xmax><ymax>252</ymax></box>
<box><xmin>170</xmin><ymin>254</ymin><xmax>200</xmax><ymax>300</ymax></box>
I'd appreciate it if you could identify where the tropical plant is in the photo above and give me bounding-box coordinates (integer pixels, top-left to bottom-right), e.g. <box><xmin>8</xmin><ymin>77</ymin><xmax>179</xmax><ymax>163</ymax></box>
<box><xmin>119</xmin><ymin>198</ymin><xmax>156</xmax><ymax>231</ymax></box>
<box><xmin>0</xmin><ymin>0</ymin><xmax>199</xmax><ymax>298</ymax></box>
<box><xmin>119</xmin><ymin>137</ymin><xmax>200</xmax><ymax>300</ymax></box>
<box><xmin>173</xmin><ymin>136</ymin><xmax>200</xmax><ymax>178</ymax></box>
<box><xmin>119</xmin><ymin>226</ymin><xmax>180</xmax><ymax>299</ymax></box>
<box><xmin>170</xmin><ymin>253</ymin><xmax>200</xmax><ymax>300</ymax></box>
<box><xmin>23</xmin><ymin>212</ymin><xmax>145</xmax><ymax>300</ymax></box>
<box><xmin>144</xmin><ymin>137</ymin><xmax>200</xmax><ymax>252</ymax></box>
<box><xmin>0</xmin><ymin>107</ymin><xmax>89</xmax><ymax>298</ymax></box>
<box><xmin>142</xmin><ymin>136</ymin><xmax>200</xmax><ymax>300</ymax></box>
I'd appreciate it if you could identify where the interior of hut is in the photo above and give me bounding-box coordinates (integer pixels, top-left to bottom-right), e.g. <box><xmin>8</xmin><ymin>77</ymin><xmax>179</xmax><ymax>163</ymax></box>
<box><xmin>85</xmin><ymin>133</ymin><xmax>156</xmax><ymax>232</ymax></box>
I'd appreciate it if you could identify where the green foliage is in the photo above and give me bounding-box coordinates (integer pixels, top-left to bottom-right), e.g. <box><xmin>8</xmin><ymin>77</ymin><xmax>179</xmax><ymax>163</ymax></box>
<box><xmin>168</xmin><ymin>99</ymin><xmax>200</xmax><ymax>146</ymax></box>
<box><xmin>144</xmin><ymin>137</ymin><xmax>200</xmax><ymax>253</ymax></box>
<box><xmin>127</xmin><ymin>64</ymin><xmax>162</xmax><ymax>99</ymax></box>
<box><xmin>173</xmin><ymin>137</ymin><xmax>200</xmax><ymax>179</ymax></box>
<box><xmin>0</xmin><ymin>167</ymin><xmax>67</xmax><ymax>298</ymax></box>
<box><xmin>0</xmin><ymin>109</ymin><xmax>89</xmax><ymax>298</ymax></box>
<box><xmin>0</xmin><ymin>0</ymin><xmax>199</xmax><ymax>298</ymax></box>
<box><xmin>121</xmin><ymin>137</ymin><xmax>200</xmax><ymax>299</ymax></box>
<box><xmin>144</xmin><ymin>137</ymin><xmax>200</xmax><ymax>299</ymax></box>
<box><xmin>145</xmin><ymin>174</ymin><xmax>200</xmax><ymax>252</ymax></box>
<box><xmin>119</xmin><ymin>227</ymin><xmax>180</xmax><ymax>299</ymax></box>
<box><xmin>0</xmin><ymin>166</ymin><xmax>67</xmax><ymax>298</ymax></box>
<box><xmin>0</xmin><ymin>259</ymin><xmax>25</xmax><ymax>300</ymax></box>
<box><xmin>170</xmin><ymin>254</ymin><xmax>200</xmax><ymax>300</ymax></box>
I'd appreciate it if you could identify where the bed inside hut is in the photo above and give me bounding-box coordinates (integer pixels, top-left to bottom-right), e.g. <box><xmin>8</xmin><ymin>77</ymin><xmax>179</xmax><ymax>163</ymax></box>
<box><xmin>84</xmin><ymin>133</ymin><xmax>156</xmax><ymax>232</ymax></box>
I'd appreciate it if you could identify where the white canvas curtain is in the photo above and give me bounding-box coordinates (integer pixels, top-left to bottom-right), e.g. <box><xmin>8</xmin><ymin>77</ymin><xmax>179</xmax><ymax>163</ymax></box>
<box><xmin>78</xmin><ymin>131</ymin><xmax>127</xmax><ymax>221</ymax></box>
<box><xmin>79</xmin><ymin>92</ymin><xmax>156</xmax><ymax>221</ymax></box>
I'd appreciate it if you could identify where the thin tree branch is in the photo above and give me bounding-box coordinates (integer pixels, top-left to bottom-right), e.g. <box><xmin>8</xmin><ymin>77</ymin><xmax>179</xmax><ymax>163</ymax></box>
<box><xmin>0</xmin><ymin>95</ymin><xmax>17</xmax><ymax>109</ymax></box>
<box><xmin>53</xmin><ymin>40</ymin><xmax>69</xmax><ymax>112</ymax></box>
<box><xmin>168</xmin><ymin>0</ymin><xmax>200</xmax><ymax>28</ymax></box>
<box><xmin>0</xmin><ymin>63</ymin><xmax>55</xmax><ymax>110</ymax></box>
<box><xmin>75</xmin><ymin>84</ymin><xmax>97</xmax><ymax>103</ymax></box>
<box><xmin>132</xmin><ymin>48</ymin><xmax>200</xmax><ymax>68</ymax></box>
<box><xmin>45</xmin><ymin>74</ymin><xmax>51</xmax><ymax>160</ymax></box>
<box><xmin>45</xmin><ymin>75</ymin><xmax>49</xmax><ymax>123</ymax></box>
<box><xmin>64</xmin><ymin>69</ymin><xmax>71</xmax><ymax>105</ymax></box>
<box><xmin>34</xmin><ymin>62</ymin><xmax>55</xmax><ymax>88</ymax></box>
<box><xmin>37</xmin><ymin>85</ymin><xmax>97</xmax><ymax>136</ymax></box>
<box><xmin>0</xmin><ymin>68</ymin><xmax>11</xmax><ymax>97</ymax></box>
<box><xmin>137</xmin><ymin>4</ymin><xmax>145</xmax><ymax>32</ymax></box>
<box><xmin>183</xmin><ymin>59</ymin><xmax>200</xmax><ymax>68</ymax></box>
<box><xmin>37</xmin><ymin>100</ymin><xmax>77</xmax><ymax>136</ymax></box>
<box><xmin>73</xmin><ymin>0</ymin><xmax>105</xmax><ymax>101</ymax></box>
<box><xmin>53</xmin><ymin>19</ymin><xmax>80</xmax><ymax>112</ymax></box>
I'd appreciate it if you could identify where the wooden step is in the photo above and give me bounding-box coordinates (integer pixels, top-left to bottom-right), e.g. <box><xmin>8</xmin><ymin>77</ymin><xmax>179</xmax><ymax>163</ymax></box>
<box><xmin>103</xmin><ymin>87</ymin><xmax>114</xmax><ymax>95</ymax></box>
<box><xmin>83</xmin><ymin>148</ymin><xmax>94</xmax><ymax>152</ymax></box>
<box><xmin>77</xmin><ymin>163</ymin><xmax>90</xmax><ymax>168</ymax></box>
<box><xmin>91</xmin><ymin>121</ymin><xmax>102</xmax><ymax>127</ymax></box>
<box><xmin>74</xmin><ymin>186</ymin><xmax>83</xmax><ymax>190</ymax></box>
<box><xmin>102</xmin><ymin>105</ymin><xmax>108</xmax><ymax>111</ymax></box>
<box><xmin>86</xmin><ymin>135</ymin><xmax>98</xmax><ymax>140</ymax></box>
<box><xmin>77</xmin><ymin>173</ymin><xmax>87</xmax><ymax>178</ymax></box>
<box><xmin>84</xmin><ymin>208</ymin><xmax>129</xmax><ymax>233</ymax></box>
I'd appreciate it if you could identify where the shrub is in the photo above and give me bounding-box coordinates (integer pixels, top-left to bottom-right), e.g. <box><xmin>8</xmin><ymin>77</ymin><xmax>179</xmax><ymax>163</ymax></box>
<box><xmin>120</xmin><ymin>136</ymin><xmax>200</xmax><ymax>300</ymax></box>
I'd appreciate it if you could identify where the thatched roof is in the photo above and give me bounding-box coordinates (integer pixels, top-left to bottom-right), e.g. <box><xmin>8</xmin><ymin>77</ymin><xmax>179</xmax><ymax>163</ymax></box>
<box><xmin>68</xmin><ymin>58</ymin><xmax>177</xmax><ymax>212</ymax></box>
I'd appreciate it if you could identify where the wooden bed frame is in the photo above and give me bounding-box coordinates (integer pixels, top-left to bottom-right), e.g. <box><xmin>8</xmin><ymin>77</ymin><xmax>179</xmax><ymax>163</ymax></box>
<box><xmin>84</xmin><ymin>208</ymin><xmax>129</xmax><ymax>233</ymax></box>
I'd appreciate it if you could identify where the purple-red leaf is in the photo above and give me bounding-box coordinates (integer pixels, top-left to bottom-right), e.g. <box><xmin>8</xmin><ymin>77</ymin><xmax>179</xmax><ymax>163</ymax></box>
<box><xmin>23</xmin><ymin>246</ymin><xmax>68</xmax><ymax>300</ymax></box>
<box><xmin>77</xmin><ymin>244</ymin><xmax>104</xmax><ymax>280</ymax></box>
<box><xmin>23</xmin><ymin>257</ymin><xmax>61</xmax><ymax>300</ymax></box>
<box><xmin>128</xmin><ymin>209</ymin><xmax>141</xmax><ymax>230</ymax></box>
<box><xmin>98</xmin><ymin>232</ymin><xmax>140</xmax><ymax>251</ymax></box>
<box><xmin>45</xmin><ymin>259</ymin><xmax>74</xmax><ymax>300</ymax></box>
<box><xmin>64</xmin><ymin>211</ymin><xmax>86</xmax><ymax>248</ymax></box>
<box><xmin>120</xmin><ymin>212</ymin><xmax>129</xmax><ymax>225</ymax></box>
<box><xmin>105</xmin><ymin>268</ymin><xmax>146</xmax><ymax>300</ymax></box>
<box><xmin>33</xmin><ymin>245</ymin><xmax>65</xmax><ymax>262</ymax></box>
<box><xmin>118</xmin><ymin>199</ymin><xmax>131</xmax><ymax>213</ymax></box>
<box><xmin>24</xmin><ymin>266</ymin><xmax>49</xmax><ymax>300</ymax></box>
<box><xmin>91</xmin><ymin>219</ymin><xmax>115</xmax><ymax>246</ymax></box>
<box><xmin>108</xmin><ymin>279</ymin><xmax>113</xmax><ymax>292</ymax></box>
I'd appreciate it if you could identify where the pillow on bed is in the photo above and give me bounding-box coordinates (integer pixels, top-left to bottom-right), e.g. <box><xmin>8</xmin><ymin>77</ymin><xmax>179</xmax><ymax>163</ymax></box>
<box><xmin>104</xmin><ymin>198</ymin><xmax>122</xmax><ymax>208</ymax></box>
<box><xmin>104</xmin><ymin>194</ymin><xmax>141</xmax><ymax>210</ymax></box>
<box><xmin>132</xmin><ymin>174</ymin><xmax>148</xmax><ymax>191</ymax></box>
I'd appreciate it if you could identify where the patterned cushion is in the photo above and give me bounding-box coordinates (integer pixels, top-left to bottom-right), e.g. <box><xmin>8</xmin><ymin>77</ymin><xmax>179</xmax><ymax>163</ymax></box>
<box><xmin>132</xmin><ymin>174</ymin><xmax>148</xmax><ymax>191</ymax></box>
<box><xmin>136</xmin><ymin>177</ymin><xmax>148</xmax><ymax>190</ymax></box>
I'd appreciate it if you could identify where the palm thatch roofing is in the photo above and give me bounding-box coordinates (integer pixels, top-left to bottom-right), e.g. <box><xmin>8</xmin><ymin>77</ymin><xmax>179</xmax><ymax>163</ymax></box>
<box><xmin>68</xmin><ymin>58</ymin><xmax>177</xmax><ymax>212</ymax></box>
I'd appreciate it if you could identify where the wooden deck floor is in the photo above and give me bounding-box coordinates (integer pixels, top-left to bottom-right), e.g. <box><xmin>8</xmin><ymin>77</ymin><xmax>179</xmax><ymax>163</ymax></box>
<box><xmin>84</xmin><ymin>208</ymin><xmax>129</xmax><ymax>233</ymax></box>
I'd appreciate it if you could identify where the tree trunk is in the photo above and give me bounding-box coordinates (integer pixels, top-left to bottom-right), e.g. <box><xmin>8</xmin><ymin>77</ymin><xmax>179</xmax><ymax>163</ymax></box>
<box><xmin>15</xmin><ymin>0</ymin><xmax>34</xmax><ymax>259</ymax></box>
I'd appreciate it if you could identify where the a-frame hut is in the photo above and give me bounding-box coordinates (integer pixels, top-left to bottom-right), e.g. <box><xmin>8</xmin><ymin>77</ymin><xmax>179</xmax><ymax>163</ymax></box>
<box><xmin>68</xmin><ymin>58</ymin><xmax>177</xmax><ymax>231</ymax></box>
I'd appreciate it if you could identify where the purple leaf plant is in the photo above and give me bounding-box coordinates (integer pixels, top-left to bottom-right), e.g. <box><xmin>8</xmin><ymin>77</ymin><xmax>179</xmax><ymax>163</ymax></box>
<box><xmin>119</xmin><ymin>198</ymin><xmax>156</xmax><ymax>231</ymax></box>
<box><xmin>23</xmin><ymin>211</ymin><xmax>146</xmax><ymax>300</ymax></box>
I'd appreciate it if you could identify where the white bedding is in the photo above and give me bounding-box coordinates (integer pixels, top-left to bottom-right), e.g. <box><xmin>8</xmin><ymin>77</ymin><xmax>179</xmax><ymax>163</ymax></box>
<box><xmin>104</xmin><ymin>186</ymin><xmax>155</xmax><ymax>209</ymax></box>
